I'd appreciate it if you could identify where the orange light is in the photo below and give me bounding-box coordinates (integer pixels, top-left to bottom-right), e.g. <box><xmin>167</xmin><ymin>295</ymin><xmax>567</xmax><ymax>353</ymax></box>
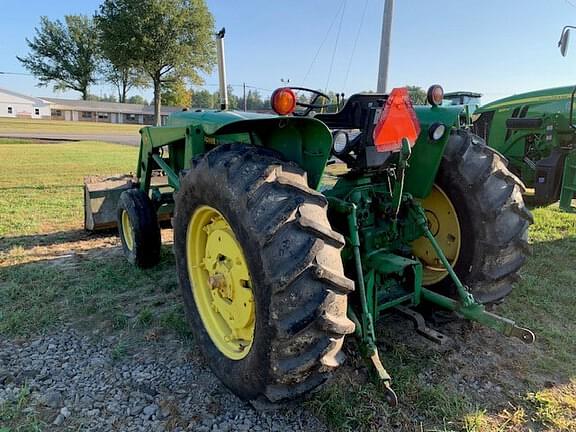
<box><xmin>427</xmin><ymin>85</ymin><xmax>444</xmax><ymax>106</ymax></box>
<box><xmin>373</xmin><ymin>87</ymin><xmax>421</xmax><ymax>153</ymax></box>
<box><xmin>271</xmin><ymin>87</ymin><xmax>297</xmax><ymax>115</ymax></box>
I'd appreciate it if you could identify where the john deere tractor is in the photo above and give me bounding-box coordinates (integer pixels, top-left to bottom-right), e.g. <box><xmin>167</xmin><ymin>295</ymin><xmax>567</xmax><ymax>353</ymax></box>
<box><xmin>457</xmin><ymin>26</ymin><xmax>576</xmax><ymax>211</ymax></box>
<box><xmin>472</xmin><ymin>86</ymin><xmax>576</xmax><ymax>209</ymax></box>
<box><xmin>84</xmin><ymin>34</ymin><xmax>534</xmax><ymax>406</ymax></box>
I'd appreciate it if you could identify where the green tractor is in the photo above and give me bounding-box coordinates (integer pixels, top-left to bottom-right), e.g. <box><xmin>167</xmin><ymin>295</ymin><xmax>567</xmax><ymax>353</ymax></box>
<box><xmin>460</xmin><ymin>26</ymin><xmax>576</xmax><ymax>211</ymax></box>
<box><xmin>86</xmin><ymin>33</ymin><xmax>534</xmax><ymax>406</ymax></box>
<box><xmin>472</xmin><ymin>86</ymin><xmax>576</xmax><ymax>209</ymax></box>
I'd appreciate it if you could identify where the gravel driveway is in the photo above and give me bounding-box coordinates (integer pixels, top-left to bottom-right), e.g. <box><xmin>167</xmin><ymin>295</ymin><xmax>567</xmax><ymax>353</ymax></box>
<box><xmin>0</xmin><ymin>327</ymin><xmax>327</xmax><ymax>431</ymax></box>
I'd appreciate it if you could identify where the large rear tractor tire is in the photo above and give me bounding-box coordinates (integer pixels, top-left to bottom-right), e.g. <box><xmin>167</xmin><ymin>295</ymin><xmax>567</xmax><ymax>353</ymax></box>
<box><xmin>173</xmin><ymin>144</ymin><xmax>355</xmax><ymax>403</ymax></box>
<box><xmin>412</xmin><ymin>130</ymin><xmax>533</xmax><ymax>304</ymax></box>
<box><xmin>117</xmin><ymin>188</ymin><xmax>161</xmax><ymax>269</ymax></box>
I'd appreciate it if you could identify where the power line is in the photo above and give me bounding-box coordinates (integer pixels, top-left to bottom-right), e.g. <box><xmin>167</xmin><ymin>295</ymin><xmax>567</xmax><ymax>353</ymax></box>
<box><xmin>342</xmin><ymin>0</ymin><xmax>369</xmax><ymax>93</ymax></box>
<box><xmin>189</xmin><ymin>82</ymin><xmax>275</xmax><ymax>94</ymax></box>
<box><xmin>325</xmin><ymin>0</ymin><xmax>347</xmax><ymax>92</ymax></box>
<box><xmin>300</xmin><ymin>0</ymin><xmax>347</xmax><ymax>86</ymax></box>
<box><xmin>0</xmin><ymin>71</ymin><xmax>32</xmax><ymax>76</ymax></box>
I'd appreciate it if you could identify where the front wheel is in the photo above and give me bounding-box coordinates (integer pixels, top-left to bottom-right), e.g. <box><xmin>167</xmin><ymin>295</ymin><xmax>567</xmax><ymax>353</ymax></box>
<box><xmin>117</xmin><ymin>188</ymin><xmax>161</xmax><ymax>269</ymax></box>
<box><xmin>412</xmin><ymin>130</ymin><xmax>533</xmax><ymax>304</ymax></box>
<box><xmin>173</xmin><ymin>144</ymin><xmax>355</xmax><ymax>403</ymax></box>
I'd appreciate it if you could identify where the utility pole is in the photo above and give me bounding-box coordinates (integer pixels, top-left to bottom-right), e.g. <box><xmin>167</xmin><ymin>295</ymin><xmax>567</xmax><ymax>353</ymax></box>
<box><xmin>377</xmin><ymin>0</ymin><xmax>394</xmax><ymax>93</ymax></box>
<box><xmin>243</xmin><ymin>82</ymin><xmax>247</xmax><ymax>111</ymax></box>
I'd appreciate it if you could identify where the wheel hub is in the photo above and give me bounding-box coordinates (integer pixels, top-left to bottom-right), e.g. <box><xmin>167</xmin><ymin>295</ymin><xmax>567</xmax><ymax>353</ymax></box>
<box><xmin>187</xmin><ymin>206</ymin><xmax>255</xmax><ymax>360</ymax></box>
<box><xmin>411</xmin><ymin>185</ymin><xmax>461</xmax><ymax>285</ymax></box>
<box><xmin>121</xmin><ymin>210</ymin><xmax>134</xmax><ymax>251</ymax></box>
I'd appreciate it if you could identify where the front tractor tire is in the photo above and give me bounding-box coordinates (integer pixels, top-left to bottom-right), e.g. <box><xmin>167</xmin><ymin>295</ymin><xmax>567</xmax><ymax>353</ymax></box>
<box><xmin>173</xmin><ymin>144</ymin><xmax>355</xmax><ymax>403</ymax></box>
<box><xmin>117</xmin><ymin>188</ymin><xmax>161</xmax><ymax>269</ymax></box>
<box><xmin>413</xmin><ymin>130</ymin><xmax>533</xmax><ymax>304</ymax></box>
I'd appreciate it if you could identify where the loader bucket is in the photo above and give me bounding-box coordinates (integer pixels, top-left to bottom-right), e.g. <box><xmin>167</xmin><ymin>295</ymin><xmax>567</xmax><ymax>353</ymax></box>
<box><xmin>84</xmin><ymin>175</ymin><xmax>136</xmax><ymax>231</ymax></box>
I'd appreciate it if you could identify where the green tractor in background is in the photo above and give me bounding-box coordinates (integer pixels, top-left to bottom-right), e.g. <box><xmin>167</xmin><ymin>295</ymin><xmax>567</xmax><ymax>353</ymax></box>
<box><xmin>455</xmin><ymin>26</ymin><xmax>576</xmax><ymax>211</ymax></box>
<box><xmin>472</xmin><ymin>86</ymin><xmax>576</xmax><ymax>209</ymax></box>
<box><xmin>85</xmin><ymin>32</ymin><xmax>534</xmax><ymax>406</ymax></box>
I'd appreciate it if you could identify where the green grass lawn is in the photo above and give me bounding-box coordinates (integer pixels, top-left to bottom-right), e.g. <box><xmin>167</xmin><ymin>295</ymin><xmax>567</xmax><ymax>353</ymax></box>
<box><xmin>0</xmin><ymin>139</ymin><xmax>575</xmax><ymax>431</ymax></box>
<box><xmin>0</xmin><ymin>117</ymin><xmax>142</xmax><ymax>135</ymax></box>
<box><xmin>0</xmin><ymin>139</ymin><xmax>137</xmax><ymax>236</ymax></box>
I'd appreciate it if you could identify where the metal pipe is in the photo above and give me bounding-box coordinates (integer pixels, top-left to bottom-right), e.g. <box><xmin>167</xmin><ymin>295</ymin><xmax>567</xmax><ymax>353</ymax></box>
<box><xmin>151</xmin><ymin>154</ymin><xmax>179</xmax><ymax>189</ymax></box>
<box><xmin>215</xmin><ymin>28</ymin><xmax>228</xmax><ymax>111</ymax></box>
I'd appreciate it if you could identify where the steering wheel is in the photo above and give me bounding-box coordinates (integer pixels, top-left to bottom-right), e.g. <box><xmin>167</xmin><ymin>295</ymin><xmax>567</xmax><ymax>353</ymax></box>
<box><xmin>289</xmin><ymin>87</ymin><xmax>331</xmax><ymax>116</ymax></box>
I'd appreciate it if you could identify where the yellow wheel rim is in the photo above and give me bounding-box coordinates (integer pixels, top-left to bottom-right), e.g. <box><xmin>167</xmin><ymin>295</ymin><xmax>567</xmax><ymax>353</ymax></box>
<box><xmin>121</xmin><ymin>210</ymin><xmax>134</xmax><ymax>251</ymax></box>
<box><xmin>412</xmin><ymin>184</ymin><xmax>462</xmax><ymax>285</ymax></box>
<box><xmin>186</xmin><ymin>205</ymin><xmax>255</xmax><ymax>360</ymax></box>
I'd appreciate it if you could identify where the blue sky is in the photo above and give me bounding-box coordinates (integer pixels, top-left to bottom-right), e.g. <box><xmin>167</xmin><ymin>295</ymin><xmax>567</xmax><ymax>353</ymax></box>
<box><xmin>1</xmin><ymin>0</ymin><xmax>576</xmax><ymax>103</ymax></box>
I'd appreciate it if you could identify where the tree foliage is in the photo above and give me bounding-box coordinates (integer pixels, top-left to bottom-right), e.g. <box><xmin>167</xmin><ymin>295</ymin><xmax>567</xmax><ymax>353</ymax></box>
<box><xmin>406</xmin><ymin>85</ymin><xmax>427</xmax><ymax>105</ymax></box>
<box><xmin>161</xmin><ymin>79</ymin><xmax>192</xmax><ymax>107</ymax></box>
<box><xmin>126</xmin><ymin>95</ymin><xmax>148</xmax><ymax>105</ymax></box>
<box><xmin>101</xmin><ymin>62</ymin><xmax>146</xmax><ymax>103</ymax></box>
<box><xmin>190</xmin><ymin>89</ymin><xmax>215</xmax><ymax>109</ymax></box>
<box><xmin>96</xmin><ymin>0</ymin><xmax>216</xmax><ymax>125</ymax></box>
<box><xmin>86</xmin><ymin>93</ymin><xmax>118</xmax><ymax>102</ymax></box>
<box><xmin>18</xmin><ymin>15</ymin><xmax>100</xmax><ymax>100</ymax></box>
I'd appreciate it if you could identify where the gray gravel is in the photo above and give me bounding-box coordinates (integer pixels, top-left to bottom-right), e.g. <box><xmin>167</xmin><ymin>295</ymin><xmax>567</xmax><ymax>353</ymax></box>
<box><xmin>0</xmin><ymin>327</ymin><xmax>327</xmax><ymax>431</ymax></box>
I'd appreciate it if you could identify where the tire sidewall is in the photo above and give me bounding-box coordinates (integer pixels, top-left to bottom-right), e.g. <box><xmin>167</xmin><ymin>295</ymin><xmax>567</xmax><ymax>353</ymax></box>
<box><xmin>429</xmin><ymin>162</ymin><xmax>477</xmax><ymax>294</ymax></box>
<box><xmin>117</xmin><ymin>189</ymin><xmax>161</xmax><ymax>268</ymax></box>
<box><xmin>173</xmin><ymin>164</ymin><xmax>272</xmax><ymax>400</ymax></box>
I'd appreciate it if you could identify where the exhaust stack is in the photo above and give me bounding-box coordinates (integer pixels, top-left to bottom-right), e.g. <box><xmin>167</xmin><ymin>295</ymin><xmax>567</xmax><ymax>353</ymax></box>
<box><xmin>216</xmin><ymin>28</ymin><xmax>229</xmax><ymax>110</ymax></box>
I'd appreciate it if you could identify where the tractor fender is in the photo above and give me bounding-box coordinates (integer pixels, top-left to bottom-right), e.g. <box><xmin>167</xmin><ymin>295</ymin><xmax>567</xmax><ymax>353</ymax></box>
<box><xmin>166</xmin><ymin>111</ymin><xmax>333</xmax><ymax>190</ymax></box>
<box><xmin>405</xmin><ymin>105</ymin><xmax>464</xmax><ymax>199</ymax></box>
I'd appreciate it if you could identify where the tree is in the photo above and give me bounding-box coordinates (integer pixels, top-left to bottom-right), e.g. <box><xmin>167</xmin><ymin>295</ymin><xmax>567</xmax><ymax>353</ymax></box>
<box><xmin>161</xmin><ymin>78</ymin><xmax>192</xmax><ymax>107</ymax></box>
<box><xmin>18</xmin><ymin>15</ymin><xmax>100</xmax><ymax>100</ymax></box>
<box><xmin>245</xmin><ymin>89</ymin><xmax>264</xmax><ymax>111</ymax></box>
<box><xmin>96</xmin><ymin>0</ymin><xmax>216</xmax><ymax>125</ymax></box>
<box><xmin>86</xmin><ymin>93</ymin><xmax>118</xmax><ymax>102</ymax></box>
<box><xmin>190</xmin><ymin>89</ymin><xmax>214</xmax><ymax>108</ymax></box>
<box><xmin>225</xmin><ymin>85</ymin><xmax>238</xmax><ymax>110</ymax></box>
<box><xmin>406</xmin><ymin>85</ymin><xmax>427</xmax><ymax>105</ymax></box>
<box><xmin>102</xmin><ymin>61</ymin><xmax>146</xmax><ymax>103</ymax></box>
<box><xmin>127</xmin><ymin>95</ymin><xmax>148</xmax><ymax>105</ymax></box>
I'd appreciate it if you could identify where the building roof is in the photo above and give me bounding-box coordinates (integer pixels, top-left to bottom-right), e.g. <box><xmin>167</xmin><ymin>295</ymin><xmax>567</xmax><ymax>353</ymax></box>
<box><xmin>444</xmin><ymin>91</ymin><xmax>482</xmax><ymax>98</ymax></box>
<box><xmin>0</xmin><ymin>87</ymin><xmax>50</xmax><ymax>106</ymax></box>
<box><xmin>42</xmin><ymin>97</ymin><xmax>182</xmax><ymax>115</ymax></box>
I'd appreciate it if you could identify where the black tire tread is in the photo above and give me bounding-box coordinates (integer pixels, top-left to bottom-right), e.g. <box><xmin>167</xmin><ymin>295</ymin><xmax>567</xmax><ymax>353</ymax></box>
<box><xmin>174</xmin><ymin>144</ymin><xmax>354</xmax><ymax>403</ymax></box>
<box><xmin>117</xmin><ymin>188</ymin><xmax>161</xmax><ymax>269</ymax></box>
<box><xmin>435</xmin><ymin>130</ymin><xmax>532</xmax><ymax>304</ymax></box>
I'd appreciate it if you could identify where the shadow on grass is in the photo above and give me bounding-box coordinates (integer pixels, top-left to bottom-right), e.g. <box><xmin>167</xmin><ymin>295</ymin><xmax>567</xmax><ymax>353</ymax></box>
<box><xmin>0</xmin><ymin>185</ymin><xmax>82</xmax><ymax>191</ymax></box>
<box><xmin>0</xmin><ymin>229</ymin><xmax>116</xmax><ymax>253</ymax></box>
<box><xmin>1</xmin><ymin>221</ymin><xmax>575</xmax><ymax>431</ymax></box>
<box><xmin>0</xmin><ymin>235</ymin><xmax>187</xmax><ymax>339</ymax></box>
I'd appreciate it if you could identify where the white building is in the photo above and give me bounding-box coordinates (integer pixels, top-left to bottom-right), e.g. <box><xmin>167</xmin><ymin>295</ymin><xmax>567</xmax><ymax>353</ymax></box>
<box><xmin>0</xmin><ymin>87</ymin><xmax>51</xmax><ymax>119</ymax></box>
<box><xmin>0</xmin><ymin>87</ymin><xmax>180</xmax><ymax>125</ymax></box>
<box><xmin>43</xmin><ymin>97</ymin><xmax>179</xmax><ymax>125</ymax></box>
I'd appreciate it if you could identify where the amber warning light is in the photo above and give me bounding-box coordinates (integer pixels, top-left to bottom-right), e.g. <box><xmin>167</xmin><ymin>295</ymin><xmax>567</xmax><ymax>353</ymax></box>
<box><xmin>271</xmin><ymin>87</ymin><xmax>297</xmax><ymax>115</ymax></box>
<box><xmin>373</xmin><ymin>87</ymin><xmax>421</xmax><ymax>153</ymax></box>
